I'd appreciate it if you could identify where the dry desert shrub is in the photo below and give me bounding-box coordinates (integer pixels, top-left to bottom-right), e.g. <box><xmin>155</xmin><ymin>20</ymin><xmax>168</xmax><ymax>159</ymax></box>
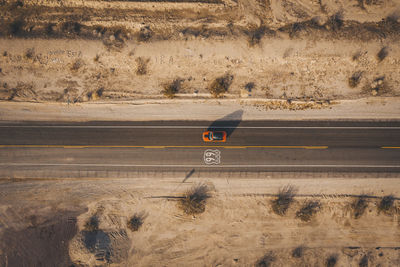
<box><xmin>292</xmin><ymin>246</ymin><xmax>304</xmax><ymax>258</ymax></box>
<box><xmin>127</xmin><ymin>212</ymin><xmax>146</xmax><ymax>232</ymax></box>
<box><xmin>363</xmin><ymin>76</ymin><xmax>391</xmax><ymax>96</ymax></box>
<box><xmin>246</xmin><ymin>25</ymin><xmax>275</xmax><ymax>46</ymax></box>
<box><xmin>137</xmin><ymin>26</ymin><xmax>153</xmax><ymax>42</ymax></box>
<box><xmin>163</xmin><ymin>78</ymin><xmax>183</xmax><ymax>99</ymax></box>
<box><xmin>351</xmin><ymin>196</ymin><xmax>368</xmax><ymax>219</ymax></box>
<box><xmin>71</xmin><ymin>59</ymin><xmax>84</xmax><ymax>71</ymax></box>
<box><xmin>135</xmin><ymin>57</ymin><xmax>150</xmax><ymax>75</ymax></box>
<box><xmin>84</xmin><ymin>216</ymin><xmax>99</xmax><ymax>232</ymax></box>
<box><xmin>255</xmin><ymin>252</ymin><xmax>275</xmax><ymax>267</ymax></box>
<box><xmin>208</xmin><ymin>73</ymin><xmax>233</xmax><ymax>98</ymax></box>
<box><xmin>271</xmin><ymin>185</ymin><xmax>297</xmax><ymax>216</ymax></box>
<box><xmin>326</xmin><ymin>12</ymin><xmax>344</xmax><ymax>31</ymax></box>
<box><xmin>348</xmin><ymin>71</ymin><xmax>363</xmax><ymax>88</ymax></box>
<box><xmin>8</xmin><ymin>18</ymin><xmax>25</xmax><ymax>36</ymax></box>
<box><xmin>359</xmin><ymin>255</ymin><xmax>368</xmax><ymax>267</ymax></box>
<box><xmin>326</xmin><ymin>254</ymin><xmax>338</xmax><ymax>267</ymax></box>
<box><xmin>378</xmin><ymin>195</ymin><xmax>395</xmax><ymax>214</ymax></box>
<box><xmin>24</xmin><ymin>47</ymin><xmax>35</xmax><ymax>59</ymax></box>
<box><xmin>377</xmin><ymin>47</ymin><xmax>389</xmax><ymax>62</ymax></box>
<box><xmin>296</xmin><ymin>200</ymin><xmax>321</xmax><ymax>222</ymax></box>
<box><xmin>178</xmin><ymin>183</ymin><xmax>211</xmax><ymax>215</ymax></box>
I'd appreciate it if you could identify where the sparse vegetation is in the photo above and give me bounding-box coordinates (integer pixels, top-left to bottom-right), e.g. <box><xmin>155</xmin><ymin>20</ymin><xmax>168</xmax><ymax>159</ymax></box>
<box><xmin>84</xmin><ymin>216</ymin><xmax>99</xmax><ymax>232</ymax></box>
<box><xmin>247</xmin><ymin>25</ymin><xmax>275</xmax><ymax>46</ymax></box>
<box><xmin>348</xmin><ymin>71</ymin><xmax>363</xmax><ymax>88</ymax></box>
<box><xmin>377</xmin><ymin>47</ymin><xmax>389</xmax><ymax>62</ymax></box>
<box><xmin>8</xmin><ymin>18</ymin><xmax>25</xmax><ymax>36</ymax></box>
<box><xmin>71</xmin><ymin>59</ymin><xmax>84</xmax><ymax>71</ymax></box>
<box><xmin>326</xmin><ymin>254</ymin><xmax>338</xmax><ymax>267</ymax></box>
<box><xmin>296</xmin><ymin>200</ymin><xmax>321</xmax><ymax>222</ymax></box>
<box><xmin>127</xmin><ymin>212</ymin><xmax>146</xmax><ymax>232</ymax></box>
<box><xmin>244</xmin><ymin>82</ymin><xmax>255</xmax><ymax>92</ymax></box>
<box><xmin>208</xmin><ymin>73</ymin><xmax>233</xmax><ymax>98</ymax></box>
<box><xmin>363</xmin><ymin>76</ymin><xmax>391</xmax><ymax>96</ymax></box>
<box><xmin>24</xmin><ymin>48</ymin><xmax>35</xmax><ymax>59</ymax></box>
<box><xmin>359</xmin><ymin>255</ymin><xmax>368</xmax><ymax>267</ymax></box>
<box><xmin>378</xmin><ymin>195</ymin><xmax>395</xmax><ymax>214</ymax></box>
<box><xmin>326</xmin><ymin>12</ymin><xmax>343</xmax><ymax>31</ymax></box>
<box><xmin>255</xmin><ymin>252</ymin><xmax>275</xmax><ymax>267</ymax></box>
<box><xmin>351</xmin><ymin>196</ymin><xmax>368</xmax><ymax>219</ymax></box>
<box><xmin>292</xmin><ymin>246</ymin><xmax>304</xmax><ymax>258</ymax></box>
<box><xmin>137</xmin><ymin>26</ymin><xmax>152</xmax><ymax>42</ymax></box>
<box><xmin>352</xmin><ymin>51</ymin><xmax>362</xmax><ymax>61</ymax></box>
<box><xmin>178</xmin><ymin>183</ymin><xmax>211</xmax><ymax>215</ymax></box>
<box><xmin>135</xmin><ymin>57</ymin><xmax>150</xmax><ymax>75</ymax></box>
<box><xmin>163</xmin><ymin>78</ymin><xmax>183</xmax><ymax>99</ymax></box>
<box><xmin>271</xmin><ymin>185</ymin><xmax>297</xmax><ymax>216</ymax></box>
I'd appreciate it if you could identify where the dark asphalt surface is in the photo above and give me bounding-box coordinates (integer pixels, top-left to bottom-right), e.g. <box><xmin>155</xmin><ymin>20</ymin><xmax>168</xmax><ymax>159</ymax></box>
<box><xmin>0</xmin><ymin>120</ymin><xmax>400</xmax><ymax>175</ymax></box>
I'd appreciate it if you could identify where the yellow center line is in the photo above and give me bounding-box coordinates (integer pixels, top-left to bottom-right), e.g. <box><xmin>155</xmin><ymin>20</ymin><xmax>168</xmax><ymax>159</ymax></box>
<box><xmin>0</xmin><ymin>145</ymin><xmax>328</xmax><ymax>149</ymax></box>
<box><xmin>381</xmin><ymin>146</ymin><xmax>400</xmax><ymax>149</ymax></box>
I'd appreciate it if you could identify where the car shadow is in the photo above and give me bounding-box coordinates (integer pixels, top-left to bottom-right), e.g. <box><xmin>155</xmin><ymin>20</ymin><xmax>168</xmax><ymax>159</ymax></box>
<box><xmin>207</xmin><ymin>109</ymin><xmax>243</xmax><ymax>138</ymax></box>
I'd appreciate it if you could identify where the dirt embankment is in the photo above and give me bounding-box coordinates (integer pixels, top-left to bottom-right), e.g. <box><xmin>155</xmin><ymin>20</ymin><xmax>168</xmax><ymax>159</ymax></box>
<box><xmin>0</xmin><ymin>0</ymin><xmax>399</xmax><ymax>109</ymax></box>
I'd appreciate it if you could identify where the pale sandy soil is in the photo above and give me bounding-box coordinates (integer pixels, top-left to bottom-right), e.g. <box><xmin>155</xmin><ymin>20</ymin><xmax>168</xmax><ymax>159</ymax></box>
<box><xmin>0</xmin><ymin>177</ymin><xmax>399</xmax><ymax>266</ymax></box>
<box><xmin>1</xmin><ymin>97</ymin><xmax>400</xmax><ymax>122</ymax></box>
<box><xmin>0</xmin><ymin>0</ymin><xmax>400</xmax><ymax>106</ymax></box>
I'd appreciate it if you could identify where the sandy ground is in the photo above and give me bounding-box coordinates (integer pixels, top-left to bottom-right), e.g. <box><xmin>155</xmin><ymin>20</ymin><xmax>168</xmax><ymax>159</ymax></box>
<box><xmin>0</xmin><ymin>177</ymin><xmax>399</xmax><ymax>266</ymax></box>
<box><xmin>1</xmin><ymin>97</ymin><xmax>400</xmax><ymax>122</ymax></box>
<box><xmin>1</xmin><ymin>1</ymin><xmax>400</xmax><ymax>266</ymax></box>
<box><xmin>0</xmin><ymin>0</ymin><xmax>400</xmax><ymax>105</ymax></box>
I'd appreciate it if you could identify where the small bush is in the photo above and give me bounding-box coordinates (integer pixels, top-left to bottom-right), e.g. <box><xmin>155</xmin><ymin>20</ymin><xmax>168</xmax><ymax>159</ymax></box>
<box><xmin>377</xmin><ymin>47</ymin><xmax>389</xmax><ymax>62</ymax></box>
<box><xmin>255</xmin><ymin>252</ymin><xmax>275</xmax><ymax>267</ymax></box>
<box><xmin>247</xmin><ymin>25</ymin><xmax>275</xmax><ymax>46</ymax></box>
<box><xmin>9</xmin><ymin>18</ymin><xmax>25</xmax><ymax>35</ymax></box>
<box><xmin>292</xmin><ymin>246</ymin><xmax>304</xmax><ymax>258</ymax></box>
<box><xmin>351</xmin><ymin>196</ymin><xmax>368</xmax><ymax>219</ymax></box>
<box><xmin>378</xmin><ymin>195</ymin><xmax>395</xmax><ymax>214</ymax></box>
<box><xmin>24</xmin><ymin>48</ymin><xmax>35</xmax><ymax>59</ymax></box>
<box><xmin>326</xmin><ymin>254</ymin><xmax>338</xmax><ymax>267</ymax></box>
<box><xmin>137</xmin><ymin>26</ymin><xmax>152</xmax><ymax>42</ymax></box>
<box><xmin>71</xmin><ymin>59</ymin><xmax>84</xmax><ymax>71</ymax></box>
<box><xmin>127</xmin><ymin>212</ymin><xmax>146</xmax><ymax>232</ymax></box>
<box><xmin>326</xmin><ymin>12</ymin><xmax>343</xmax><ymax>31</ymax></box>
<box><xmin>94</xmin><ymin>54</ymin><xmax>100</xmax><ymax>62</ymax></box>
<box><xmin>163</xmin><ymin>79</ymin><xmax>183</xmax><ymax>99</ymax></box>
<box><xmin>245</xmin><ymin>82</ymin><xmax>255</xmax><ymax>92</ymax></box>
<box><xmin>348</xmin><ymin>71</ymin><xmax>363</xmax><ymax>88</ymax></box>
<box><xmin>296</xmin><ymin>200</ymin><xmax>321</xmax><ymax>222</ymax></box>
<box><xmin>352</xmin><ymin>51</ymin><xmax>362</xmax><ymax>61</ymax></box>
<box><xmin>208</xmin><ymin>73</ymin><xmax>233</xmax><ymax>98</ymax></box>
<box><xmin>62</xmin><ymin>21</ymin><xmax>82</xmax><ymax>34</ymax></box>
<box><xmin>359</xmin><ymin>255</ymin><xmax>368</xmax><ymax>267</ymax></box>
<box><xmin>135</xmin><ymin>57</ymin><xmax>149</xmax><ymax>75</ymax></box>
<box><xmin>271</xmin><ymin>185</ymin><xmax>297</xmax><ymax>216</ymax></box>
<box><xmin>84</xmin><ymin>216</ymin><xmax>99</xmax><ymax>232</ymax></box>
<box><xmin>179</xmin><ymin>184</ymin><xmax>211</xmax><ymax>215</ymax></box>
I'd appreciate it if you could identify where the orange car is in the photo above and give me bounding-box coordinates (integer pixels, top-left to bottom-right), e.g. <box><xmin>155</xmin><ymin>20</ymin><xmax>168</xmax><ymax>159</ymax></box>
<box><xmin>202</xmin><ymin>131</ymin><xmax>227</xmax><ymax>142</ymax></box>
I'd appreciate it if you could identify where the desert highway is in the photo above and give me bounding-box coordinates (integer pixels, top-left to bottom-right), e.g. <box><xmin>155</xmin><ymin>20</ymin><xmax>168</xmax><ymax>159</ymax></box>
<box><xmin>0</xmin><ymin>120</ymin><xmax>400</xmax><ymax>177</ymax></box>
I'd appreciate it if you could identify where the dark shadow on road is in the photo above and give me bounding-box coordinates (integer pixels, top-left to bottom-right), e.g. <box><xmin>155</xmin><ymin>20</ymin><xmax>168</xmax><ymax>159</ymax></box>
<box><xmin>182</xmin><ymin>169</ymin><xmax>195</xmax><ymax>183</ymax></box>
<box><xmin>207</xmin><ymin>109</ymin><xmax>243</xmax><ymax>138</ymax></box>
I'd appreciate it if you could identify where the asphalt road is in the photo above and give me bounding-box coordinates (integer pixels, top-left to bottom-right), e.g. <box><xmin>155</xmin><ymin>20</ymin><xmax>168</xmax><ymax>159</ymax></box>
<box><xmin>0</xmin><ymin>120</ymin><xmax>400</xmax><ymax>176</ymax></box>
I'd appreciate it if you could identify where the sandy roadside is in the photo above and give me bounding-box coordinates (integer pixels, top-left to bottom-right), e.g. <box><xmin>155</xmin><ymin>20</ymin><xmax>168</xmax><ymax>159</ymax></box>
<box><xmin>1</xmin><ymin>97</ymin><xmax>400</xmax><ymax>122</ymax></box>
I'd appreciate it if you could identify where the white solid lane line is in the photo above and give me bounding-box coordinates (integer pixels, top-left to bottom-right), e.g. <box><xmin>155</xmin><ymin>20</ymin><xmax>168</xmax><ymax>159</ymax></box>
<box><xmin>0</xmin><ymin>163</ymin><xmax>399</xmax><ymax>168</ymax></box>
